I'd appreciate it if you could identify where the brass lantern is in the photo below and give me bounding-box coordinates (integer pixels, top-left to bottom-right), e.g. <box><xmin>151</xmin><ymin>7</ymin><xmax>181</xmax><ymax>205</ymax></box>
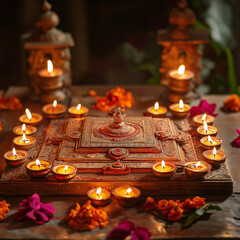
<box><xmin>22</xmin><ymin>1</ymin><xmax>74</xmax><ymax>103</ymax></box>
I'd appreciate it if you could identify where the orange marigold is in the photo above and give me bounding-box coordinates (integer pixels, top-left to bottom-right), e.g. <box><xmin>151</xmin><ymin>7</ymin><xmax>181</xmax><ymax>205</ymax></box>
<box><xmin>88</xmin><ymin>90</ymin><xmax>97</xmax><ymax>96</ymax></box>
<box><xmin>142</xmin><ymin>197</ymin><xmax>157</xmax><ymax>210</ymax></box>
<box><xmin>157</xmin><ymin>199</ymin><xmax>180</xmax><ymax>216</ymax></box>
<box><xmin>168</xmin><ymin>205</ymin><xmax>184</xmax><ymax>221</ymax></box>
<box><xmin>180</xmin><ymin>196</ymin><xmax>206</xmax><ymax>213</ymax></box>
<box><xmin>0</xmin><ymin>96</ymin><xmax>22</xmax><ymax>111</ymax></box>
<box><xmin>224</xmin><ymin>94</ymin><xmax>240</xmax><ymax>112</ymax></box>
<box><xmin>0</xmin><ymin>200</ymin><xmax>10</xmax><ymax>221</ymax></box>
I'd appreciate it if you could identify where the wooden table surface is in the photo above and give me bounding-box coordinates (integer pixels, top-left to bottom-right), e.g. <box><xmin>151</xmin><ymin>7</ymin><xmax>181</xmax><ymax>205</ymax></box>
<box><xmin>0</xmin><ymin>85</ymin><xmax>240</xmax><ymax>239</ymax></box>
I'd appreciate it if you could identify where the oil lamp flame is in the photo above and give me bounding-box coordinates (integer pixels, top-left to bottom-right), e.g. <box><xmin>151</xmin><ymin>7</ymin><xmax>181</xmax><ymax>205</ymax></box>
<box><xmin>178</xmin><ymin>65</ymin><xmax>185</xmax><ymax>75</ymax></box>
<box><xmin>12</xmin><ymin>148</ymin><xmax>17</xmax><ymax>158</ymax></box>
<box><xmin>36</xmin><ymin>159</ymin><xmax>41</xmax><ymax>168</ymax></box>
<box><xmin>154</xmin><ymin>102</ymin><xmax>159</xmax><ymax>111</ymax></box>
<box><xmin>161</xmin><ymin>160</ymin><xmax>165</xmax><ymax>169</ymax></box>
<box><xmin>47</xmin><ymin>60</ymin><xmax>53</xmax><ymax>73</ymax></box>
<box><xmin>64</xmin><ymin>165</ymin><xmax>68</xmax><ymax>172</ymax></box>
<box><xmin>179</xmin><ymin>99</ymin><xmax>184</xmax><ymax>110</ymax></box>
<box><xmin>22</xmin><ymin>134</ymin><xmax>26</xmax><ymax>143</ymax></box>
<box><xmin>203</xmin><ymin>121</ymin><xmax>209</xmax><ymax>133</ymax></box>
<box><xmin>25</xmin><ymin>109</ymin><xmax>32</xmax><ymax>121</ymax></box>
<box><xmin>194</xmin><ymin>161</ymin><xmax>201</xmax><ymax>168</ymax></box>
<box><xmin>53</xmin><ymin>100</ymin><xmax>57</xmax><ymax>108</ymax></box>
<box><xmin>208</xmin><ymin>135</ymin><xmax>213</xmax><ymax>144</ymax></box>
<box><xmin>201</xmin><ymin>113</ymin><xmax>207</xmax><ymax>121</ymax></box>
<box><xmin>76</xmin><ymin>104</ymin><xmax>81</xmax><ymax>112</ymax></box>
<box><xmin>126</xmin><ymin>188</ymin><xmax>132</xmax><ymax>194</ymax></box>
<box><xmin>213</xmin><ymin>147</ymin><xmax>217</xmax><ymax>157</ymax></box>
<box><xmin>22</xmin><ymin>124</ymin><xmax>26</xmax><ymax>133</ymax></box>
<box><xmin>96</xmin><ymin>187</ymin><xmax>102</xmax><ymax>196</ymax></box>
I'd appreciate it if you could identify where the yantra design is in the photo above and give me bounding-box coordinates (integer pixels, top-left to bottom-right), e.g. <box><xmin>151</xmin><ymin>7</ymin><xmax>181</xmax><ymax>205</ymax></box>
<box><xmin>0</xmin><ymin>117</ymin><xmax>233</xmax><ymax>196</ymax></box>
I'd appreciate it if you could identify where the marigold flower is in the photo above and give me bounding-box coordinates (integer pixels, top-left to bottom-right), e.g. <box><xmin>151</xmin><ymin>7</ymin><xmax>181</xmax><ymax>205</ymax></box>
<box><xmin>167</xmin><ymin>205</ymin><xmax>184</xmax><ymax>221</ymax></box>
<box><xmin>224</xmin><ymin>94</ymin><xmax>240</xmax><ymax>112</ymax></box>
<box><xmin>157</xmin><ymin>199</ymin><xmax>177</xmax><ymax>216</ymax></box>
<box><xmin>0</xmin><ymin>200</ymin><xmax>10</xmax><ymax>221</ymax></box>
<box><xmin>0</xmin><ymin>96</ymin><xmax>23</xmax><ymax>111</ymax></box>
<box><xmin>142</xmin><ymin>197</ymin><xmax>157</xmax><ymax>210</ymax></box>
<box><xmin>180</xmin><ymin>196</ymin><xmax>206</xmax><ymax>213</ymax></box>
<box><xmin>88</xmin><ymin>90</ymin><xmax>97</xmax><ymax>96</ymax></box>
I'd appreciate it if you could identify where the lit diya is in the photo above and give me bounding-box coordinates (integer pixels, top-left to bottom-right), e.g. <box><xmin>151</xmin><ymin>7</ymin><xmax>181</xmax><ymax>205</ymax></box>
<box><xmin>112</xmin><ymin>186</ymin><xmax>141</xmax><ymax>208</ymax></box>
<box><xmin>203</xmin><ymin>147</ymin><xmax>226</xmax><ymax>167</ymax></box>
<box><xmin>13</xmin><ymin>134</ymin><xmax>36</xmax><ymax>150</ymax></box>
<box><xmin>197</xmin><ymin>121</ymin><xmax>218</xmax><ymax>138</ymax></box>
<box><xmin>87</xmin><ymin>187</ymin><xmax>111</xmax><ymax>207</ymax></box>
<box><xmin>19</xmin><ymin>108</ymin><xmax>43</xmax><ymax>126</ymax></box>
<box><xmin>169</xmin><ymin>99</ymin><xmax>190</xmax><ymax>118</ymax></box>
<box><xmin>192</xmin><ymin>113</ymin><xmax>215</xmax><ymax>127</ymax></box>
<box><xmin>4</xmin><ymin>148</ymin><xmax>28</xmax><ymax>167</ymax></box>
<box><xmin>13</xmin><ymin>124</ymin><xmax>37</xmax><ymax>136</ymax></box>
<box><xmin>52</xmin><ymin>164</ymin><xmax>77</xmax><ymax>181</ymax></box>
<box><xmin>42</xmin><ymin>100</ymin><xmax>66</xmax><ymax>118</ymax></box>
<box><xmin>200</xmin><ymin>135</ymin><xmax>222</xmax><ymax>150</ymax></box>
<box><xmin>68</xmin><ymin>104</ymin><xmax>89</xmax><ymax>118</ymax></box>
<box><xmin>26</xmin><ymin>159</ymin><xmax>52</xmax><ymax>178</ymax></box>
<box><xmin>185</xmin><ymin>161</ymin><xmax>212</xmax><ymax>179</ymax></box>
<box><xmin>152</xmin><ymin>160</ymin><xmax>176</xmax><ymax>178</ymax></box>
<box><xmin>147</xmin><ymin>102</ymin><xmax>167</xmax><ymax>117</ymax></box>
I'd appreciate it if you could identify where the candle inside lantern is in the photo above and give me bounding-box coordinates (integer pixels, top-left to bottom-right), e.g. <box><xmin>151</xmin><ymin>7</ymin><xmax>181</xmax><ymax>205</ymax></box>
<box><xmin>170</xmin><ymin>65</ymin><xmax>193</xmax><ymax>79</ymax></box>
<box><xmin>38</xmin><ymin>60</ymin><xmax>63</xmax><ymax>78</ymax></box>
<box><xmin>87</xmin><ymin>187</ymin><xmax>111</xmax><ymax>206</ymax></box>
<box><xmin>68</xmin><ymin>103</ymin><xmax>89</xmax><ymax>118</ymax></box>
<box><xmin>147</xmin><ymin>102</ymin><xmax>167</xmax><ymax>117</ymax></box>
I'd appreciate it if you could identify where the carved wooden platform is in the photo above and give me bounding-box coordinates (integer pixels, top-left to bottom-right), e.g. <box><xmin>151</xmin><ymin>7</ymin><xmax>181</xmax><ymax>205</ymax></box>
<box><xmin>0</xmin><ymin>117</ymin><xmax>233</xmax><ymax>196</ymax></box>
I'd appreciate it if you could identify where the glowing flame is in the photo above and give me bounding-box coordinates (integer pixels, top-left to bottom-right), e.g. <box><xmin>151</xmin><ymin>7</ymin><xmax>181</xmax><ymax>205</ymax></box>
<box><xmin>161</xmin><ymin>160</ymin><xmax>165</xmax><ymax>169</ymax></box>
<box><xmin>126</xmin><ymin>188</ymin><xmax>132</xmax><ymax>194</ymax></box>
<box><xmin>12</xmin><ymin>148</ymin><xmax>17</xmax><ymax>158</ymax></box>
<box><xmin>208</xmin><ymin>135</ymin><xmax>213</xmax><ymax>144</ymax></box>
<box><xmin>154</xmin><ymin>102</ymin><xmax>159</xmax><ymax>111</ymax></box>
<box><xmin>22</xmin><ymin>134</ymin><xmax>26</xmax><ymax>142</ymax></box>
<box><xmin>178</xmin><ymin>65</ymin><xmax>185</xmax><ymax>75</ymax></box>
<box><xmin>64</xmin><ymin>165</ymin><xmax>68</xmax><ymax>172</ymax></box>
<box><xmin>203</xmin><ymin>121</ymin><xmax>209</xmax><ymax>133</ymax></box>
<box><xmin>213</xmin><ymin>147</ymin><xmax>217</xmax><ymax>157</ymax></box>
<box><xmin>76</xmin><ymin>104</ymin><xmax>81</xmax><ymax>112</ymax></box>
<box><xmin>179</xmin><ymin>99</ymin><xmax>184</xmax><ymax>110</ymax></box>
<box><xmin>96</xmin><ymin>187</ymin><xmax>102</xmax><ymax>196</ymax></box>
<box><xmin>201</xmin><ymin>113</ymin><xmax>207</xmax><ymax>122</ymax></box>
<box><xmin>22</xmin><ymin>124</ymin><xmax>26</xmax><ymax>133</ymax></box>
<box><xmin>47</xmin><ymin>60</ymin><xmax>53</xmax><ymax>73</ymax></box>
<box><xmin>53</xmin><ymin>100</ymin><xmax>57</xmax><ymax>108</ymax></box>
<box><xmin>194</xmin><ymin>161</ymin><xmax>201</xmax><ymax>168</ymax></box>
<box><xmin>36</xmin><ymin>159</ymin><xmax>41</xmax><ymax>168</ymax></box>
<box><xmin>25</xmin><ymin>109</ymin><xmax>32</xmax><ymax>121</ymax></box>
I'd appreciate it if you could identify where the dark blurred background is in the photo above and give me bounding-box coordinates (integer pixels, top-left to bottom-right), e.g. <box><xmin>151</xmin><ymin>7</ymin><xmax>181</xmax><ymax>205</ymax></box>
<box><xmin>0</xmin><ymin>0</ymin><xmax>240</xmax><ymax>94</ymax></box>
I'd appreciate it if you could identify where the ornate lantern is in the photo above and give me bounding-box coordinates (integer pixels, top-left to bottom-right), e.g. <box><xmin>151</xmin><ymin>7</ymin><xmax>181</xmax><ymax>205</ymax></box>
<box><xmin>157</xmin><ymin>0</ymin><xmax>208</xmax><ymax>103</ymax></box>
<box><xmin>22</xmin><ymin>1</ymin><xmax>74</xmax><ymax>102</ymax></box>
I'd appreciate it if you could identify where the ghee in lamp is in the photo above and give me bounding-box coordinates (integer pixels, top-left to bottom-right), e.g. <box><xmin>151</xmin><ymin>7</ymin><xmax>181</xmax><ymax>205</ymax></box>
<box><xmin>200</xmin><ymin>135</ymin><xmax>222</xmax><ymax>150</ymax></box>
<box><xmin>87</xmin><ymin>187</ymin><xmax>111</xmax><ymax>207</ymax></box>
<box><xmin>185</xmin><ymin>161</ymin><xmax>211</xmax><ymax>179</ymax></box>
<box><xmin>42</xmin><ymin>100</ymin><xmax>66</xmax><ymax>118</ymax></box>
<box><xmin>192</xmin><ymin>113</ymin><xmax>215</xmax><ymax>127</ymax></box>
<box><xmin>147</xmin><ymin>102</ymin><xmax>167</xmax><ymax>117</ymax></box>
<box><xmin>26</xmin><ymin>159</ymin><xmax>51</xmax><ymax>178</ymax></box>
<box><xmin>169</xmin><ymin>99</ymin><xmax>190</xmax><ymax>118</ymax></box>
<box><xmin>152</xmin><ymin>160</ymin><xmax>176</xmax><ymax>178</ymax></box>
<box><xmin>68</xmin><ymin>103</ymin><xmax>89</xmax><ymax>118</ymax></box>
<box><xmin>13</xmin><ymin>124</ymin><xmax>37</xmax><ymax>136</ymax></box>
<box><xmin>52</xmin><ymin>164</ymin><xmax>77</xmax><ymax>181</ymax></box>
<box><xmin>13</xmin><ymin>133</ymin><xmax>36</xmax><ymax>150</ymax></box>
<box><xmin>203</xmin><ymin>147</ymin><xmax>226</xmax><ymax>167</ymax></box>
<box><xmin>19</xmin><ymin>108</ymin><xmax>43</xmax><ymax>126</ymax></box>
<box><xmin>112</xmin><ymin>186</ymin><xmax>141</xmax><ymax>208</ymax></box>
<box><xmin>4</xmin><ymin>148</ymin><xmax>28</xmax><ymax>167</ymax></box>
<box><xmin>197</xmin><ymin>121</ymin><xmax>218</xmax><ymax>137</ymax></box>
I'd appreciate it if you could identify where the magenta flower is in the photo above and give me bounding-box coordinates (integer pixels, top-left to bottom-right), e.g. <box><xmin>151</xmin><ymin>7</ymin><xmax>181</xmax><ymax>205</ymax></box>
<box><xmin>231</xmin><ymin>129</ymin><xmax>240</xmax><ymax>147</ymax></box>
<box><xmin>107</xmin><ymin>220</ymin><xmax>151</xmax><ymax>240</ymax></box>
<box><xmin>189</xmin><ymin>99</ymin><xmax>218</xmax><ymax>118</ymax></box>
<box><xmin>12</xmin><ymin>193</ymin><xmax>55</xmax><ymax>224</ymax></box>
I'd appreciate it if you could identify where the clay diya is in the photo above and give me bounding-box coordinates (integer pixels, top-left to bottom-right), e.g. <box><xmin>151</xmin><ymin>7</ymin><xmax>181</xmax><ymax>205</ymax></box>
<box><xmin>196</xmin><ymin>121</ymin><xmax>218</xmax><ymax>138</ymax></box>
<box><xmin>42</xmin><ymin>100</ymin><xmax>66</xmax><ymax>118</ymax></box>
<box><xmin>52</xmin><ymin>164</ymin><xmax>77</xmax><ymax>181</ymax></box>
<box><xmin>200</xmin><ymin>135</ymin><xmax>222</xmax><ymax>150</ymax></box>
<box><xmin>203</xmin><ymin>147</ymin><xmax>226</xmax><ymax>167</ymax></box>
<box><xmin>152</xmin><ymin>160</ymin><xmax>176</xmax><ymax>178</ymax></box>
<box><xmin>19</xmin><ymin>108</ymin><xmax>43</xmax><ymax>126</ymax></box>
<box><xmin>169</xmin><ymin>99</ymin><xmax>190</xmax><ymax>118</ymax></box>
<box><xmin>147</xmin><ymin>102</ymin><xmax>167</xmax><ymax>117</ymax></box>
<box><xmin>13</xmin><ymin>124</ymin><xmax>37</xmax><ymax>136</ymax></box>
<box><xmin>192</xmin><ymin>113</ymin><xmax>215</xmax><ymax>127</ymax></box>
<box><xmin>185</xmin><ymin>161</ymin><xmax>212</xmax><ymax>179</ymax></box>
<box><xmin>87</xmin><ymin>187</ymin><xmax>111</xmax><ymax>207</ymax></box>
<box><xmin>68</xmin><ymin>104</ymin><xmax>89</xmax><ymax>118</ymax></box>
<box><xmin>112</xmin><ymin>186</ymin><xmax>141</xmax><ymax>208</ymax></box>
<box><xmin>26</xmin><ymin>159</ymin><xmax>52</xmax><ymax>178</ymax></box>
<box><xmin>4</xmin><ymin>148</ymin><xmax>28</xmax><ymax>167</ymax></box>
<box><xmin>13</xmin><ymin>134</ymin><xmax>36</xmax><ymax>150</ymax></box>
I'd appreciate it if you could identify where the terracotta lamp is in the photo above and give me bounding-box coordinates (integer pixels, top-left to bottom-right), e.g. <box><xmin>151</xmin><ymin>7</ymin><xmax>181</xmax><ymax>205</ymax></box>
<box><xmin>87</xmin><ymin>187</ymin><xmax>111</xmax><ymax>207</ymax></box>
<box><xmin>147</xmin><ymin>102</ymin><xmax>167</xmax><ymax>117</ymax></box>
<box><xmin>68</xmin><ymin>104</ymin><xmax>89</xmax><ymax>118</ymax></box>
<box><xmin>203</xmin><ymin>147</ymin><xmax>226</xmax><ymax>168</ymax></box>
